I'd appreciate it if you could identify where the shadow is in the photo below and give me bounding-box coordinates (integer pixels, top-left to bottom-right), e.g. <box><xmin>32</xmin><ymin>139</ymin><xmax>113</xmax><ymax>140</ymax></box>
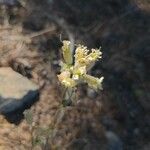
<box><xmin>0</xmin><ymin>90</ymin><xmax>39</xmax><ymax>125</ymax></box>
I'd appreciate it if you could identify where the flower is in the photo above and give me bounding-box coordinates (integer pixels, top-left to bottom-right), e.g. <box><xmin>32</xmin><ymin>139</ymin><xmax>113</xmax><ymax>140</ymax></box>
<box><xmin>57</xmin><ymin>41</ymin><xmax>104</xmax><ymax>90</ymax></box>
<box><xmin>74</xmin><ymin>45</ymin><xmax>89</xmax><ymax>67</ymax></box>
<box><xmin>62</xmin><ymin>41</ymin><xmax>73</xmax><ymax>65</ymax></box>
<box><xmin>57</xmin><ymin>71</ymin><xmax>76</xmax><ymax>87</ymax></box>
<box><xmin>61</xmin><ymin>78</ymin><xmax>76</xmax><ymax>88</ymax></box>
<box><xmin>57</xmin><ymin>71</ymin><xmax>71</xmax><ymax>81</ymax></box>
<box><xmin>83</xmin><ymin>75</ymin><xmax>104</xmax><ymax>90</ymax></box>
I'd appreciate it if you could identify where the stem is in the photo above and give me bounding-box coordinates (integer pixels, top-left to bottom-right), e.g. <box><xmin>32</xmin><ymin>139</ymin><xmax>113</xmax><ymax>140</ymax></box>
<box><xmin>63</xmin><ymin>87</ymin><xmax>77</xmax><ymax>106</ymax></box>
<box><xmin>62</xmin><ymin>87</ymin><xmax>68</xmax><ymax>101</ymax></box>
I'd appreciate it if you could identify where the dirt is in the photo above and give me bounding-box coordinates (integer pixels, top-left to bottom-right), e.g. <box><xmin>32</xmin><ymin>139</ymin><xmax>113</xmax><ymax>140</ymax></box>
<box><xmin>0</xmin><ymin>0</ymin><xmax>149</xmax><ymax>149</ymax></box>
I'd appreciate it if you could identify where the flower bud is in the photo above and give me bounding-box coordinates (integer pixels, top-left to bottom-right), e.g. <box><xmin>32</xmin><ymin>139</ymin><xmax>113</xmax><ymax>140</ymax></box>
<box><xmin>62</xmin><ymin>41</ymin><xmax>73</xmax><ymax>65</ymax></box>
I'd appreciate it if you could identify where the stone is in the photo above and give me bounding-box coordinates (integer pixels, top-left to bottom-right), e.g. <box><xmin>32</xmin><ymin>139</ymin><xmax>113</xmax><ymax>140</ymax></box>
<box><xmin>0</xmin><ymin>67</ymin><xmax>39</xmax><ymax>115</ymax></box>
<box><xmin>142</xmin><ymin>143</ymin><xmax>150</xmax><ymax>150</ymax></box>
<box><xmin>101</xmin><ymin>116</ymin><xmax>117</xmax><ymax>130</ymax></box>
<box><xmin>0</xmin><ymin>0</ymin><xmax>20</xmax><ymax>6</ymax></box>
<box><xmin>105</xmin><ymin>131</ymin><xmax>123</xmax><ymax>150</ymax></box>
<box><xmin>87</xmin><ymin>88</ymin><xmax>97</xmax><ymax>99</ymax></box>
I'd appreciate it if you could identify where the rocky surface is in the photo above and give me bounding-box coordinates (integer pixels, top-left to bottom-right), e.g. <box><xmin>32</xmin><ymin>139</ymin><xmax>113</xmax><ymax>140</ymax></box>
<box><xmin>0</xmin><ymin>67</ymin><xmax>39</xmax><ymax>116</ymax></box>
<box><xmin>0</xmin><ymin>0</ymin><xmax>19</xmax><ymax>6</ymax></box>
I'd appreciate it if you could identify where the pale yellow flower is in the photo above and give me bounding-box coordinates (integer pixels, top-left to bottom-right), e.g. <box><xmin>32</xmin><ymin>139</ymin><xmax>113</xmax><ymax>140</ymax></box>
<box><xmin>61</xmin><ymin>78</ymin><xmax>76</xmax><ymax>88</ymax></box>
<box><xmin>58</xmin><ymin>41</ymin><xmax>104</xmax><ymax>90</ymax></box>
<box><xmin>74</xmin><ymin>45</ymin><xmax>89</xmax><ymax>66</ymax></box>
<box><xmin>57</xmin><ymin>71</ymin><xmax>76</xmax><ymax>87</ymax></box>
<box><xmin>74</xmin><ymin>46</ymin><xmax>102</xmax><ymax>69</ymax></box>
<box><xmin>87</xmin><ymin>49</ymin><xmax>102</xmax><ymax>62</ymax></box>
<box><xmin>73</xmin><ymin>66</ymin><xmax>86</xmax><ymax>76</ymax></box>
<box><xmin>57</xmin><ymin>71</ymin><xmax>71</xmax><ymax>82</ymax></box>
<box><xmin>83</xmin><ymin>74</ymin><xmax>104</xmax><ymax>90</ymax></box>
<box><xmin>62</xmin><ymin>41</ymin><xmax>73</xmax><ymax>65</ymax></box>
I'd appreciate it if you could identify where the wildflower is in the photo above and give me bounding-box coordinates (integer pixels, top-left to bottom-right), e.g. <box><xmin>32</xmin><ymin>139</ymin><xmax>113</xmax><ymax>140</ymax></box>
<box><xmin>73</xmin><ymin>66</ymin><xmax>86</xmax><ymax>76</ymax></box>
<box><xmin>83</xmin><ymin>74</ymin><xmax>104</xmax><ymax>90</ymax></box>
<box><xmin>61</xmin><ymin>78</ymin><xmax>76</xmax><ymax>88</ymax></box>
<box><xmin>57</xmin><ymin>71</ymin><xmax>76</xmax><ymax>87</ymax></box>
<box><xmin>74</xmin><ymin>45</ymin><xmax>89</xmax><ymax>67</ymax></box>
<box><xmin>87</xmin><ymin>49</ymin><xmax>102</xmax><ymax>62</ymax></box>
<box><xmin>62</xmin><ymin>41</ymin><xmax>73</xmax><ymax>65</ymax></box>
<box><xmin>57</xmin><ymin>71</ymin><xmax>71</xmax><ymax>81</ymax></box>
<box><xmin>57</xmin><ymin>41</ymin><xmax>104</xmax><ymax>90</ymax></box>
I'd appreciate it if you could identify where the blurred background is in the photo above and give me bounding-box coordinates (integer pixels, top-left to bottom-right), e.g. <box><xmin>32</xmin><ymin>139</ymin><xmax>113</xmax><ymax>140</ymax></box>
<box><xmin>0</xmin><ymin>0</ymin><xmax>149</xmax><ymax>149</ymax></box>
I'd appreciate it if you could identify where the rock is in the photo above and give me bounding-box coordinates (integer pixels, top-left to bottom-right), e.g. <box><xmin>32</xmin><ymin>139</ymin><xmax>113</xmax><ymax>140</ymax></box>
<box><xmin>0</xmin><ymin>0</ymin><xmax>20</xmax><ymax>6</ymax></box>
<box><xmin>105</xmin><ymin>131</ymin><xmax>123</xmax><ymax>150</ymax></box>
<box><xmin>0</xmin><ymin>67</ymin><xmax>39</xmax><ymax>115</ymax></box>
<box><xmin>101</xmin><ymin>116</ymin><xmax>117</xmax><ymax>130</ymax></box>
<box><xmin>66</xmin><ymin>138</ymin><xmax>88</xmax><ymax>150</ymax></box>
<box><xmin>87</xmin><ymin>88</ymin><xmax>97</xmax><ymax>99</ymax></box>
<box><xmin>142</xmin><ymin>143</ymin><xmax>150</xmax><ymax>150</ymax></box>
<box><xmin>67</xmin><ymin>138</ymin><xmax>107</xmax><ymax>150</ymax></box>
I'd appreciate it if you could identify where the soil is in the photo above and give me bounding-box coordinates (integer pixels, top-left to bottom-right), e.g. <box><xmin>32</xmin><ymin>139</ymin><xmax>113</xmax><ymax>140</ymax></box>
<box><xmin>0</xmin><ymin>0</ymin><xmax>149</xmax><ymax>149</ymax></box>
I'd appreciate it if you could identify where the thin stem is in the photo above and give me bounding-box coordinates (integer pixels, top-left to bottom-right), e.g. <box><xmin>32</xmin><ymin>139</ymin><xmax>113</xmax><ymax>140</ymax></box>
<box><xmin>62</xmin><ymin>87</ymin><xmax>68</xmax><ymax>101</ymax></box>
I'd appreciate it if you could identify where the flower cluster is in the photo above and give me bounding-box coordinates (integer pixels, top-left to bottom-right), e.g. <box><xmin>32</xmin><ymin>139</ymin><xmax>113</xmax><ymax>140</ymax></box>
<box><xmin>57</xmin><ymin>41</ymin><xmax>104</xmax><ymax>90</ymax></box>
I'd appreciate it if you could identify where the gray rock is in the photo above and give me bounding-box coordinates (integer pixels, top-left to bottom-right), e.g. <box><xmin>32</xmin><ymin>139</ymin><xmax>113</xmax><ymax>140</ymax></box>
<box><xmin>0</xmin><ymin>67</ymin><xmax>39</xmax><ymax>115</ymax></box>
<box><xmin>87</xmin><ymin>88</ymin><xmax>97</xmax><ymax>99</ymax></box>
<box><xmin>101</xmin><ymin>116</ymin><xmax>117</xmax><ymax>130</ymax></box>
<box><xmin>142</xmin><ymin>143</ymin><xmax>150</xmax><ymax>150</ymax></box>
<box><xmin>105</xmin><ymin>131</ymin><xmax>123</xmax><ymax>150</ymax></box>
<box><xmin>0</xmin><ymin>0</ymin><xmax>20</xmax><ymax>6</ymax></box>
